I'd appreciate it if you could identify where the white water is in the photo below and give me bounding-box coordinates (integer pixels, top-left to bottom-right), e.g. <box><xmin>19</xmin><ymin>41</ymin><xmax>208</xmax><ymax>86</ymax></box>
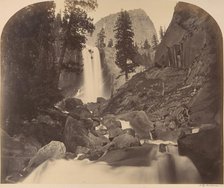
<box><xmin>76</xmin><ymin>46</ymin><xmax>104</xmax><ymax>103</ymax></box>
<box><xmin>21</xmin><ymin>145</ymin><xmax>201</xmax><ymax>184</ymax></box>
<box><xmin>119</xmin><ymin>120</ymin><xmax>132</xmax><ymax>129</ymax></box>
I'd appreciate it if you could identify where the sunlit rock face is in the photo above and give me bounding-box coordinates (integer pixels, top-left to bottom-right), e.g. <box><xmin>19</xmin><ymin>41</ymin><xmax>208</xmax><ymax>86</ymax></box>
<box><xmin>87</xmin><ymin>9</ymin><xmax>157</xmax><ymax>47</ymax></box>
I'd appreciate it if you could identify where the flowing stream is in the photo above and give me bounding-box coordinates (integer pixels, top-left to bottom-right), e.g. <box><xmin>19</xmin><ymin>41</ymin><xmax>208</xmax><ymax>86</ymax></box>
<box><xmin>21</xmin><ymin>143</ymin><xmax>201</xmax><ymax>184</ymax></box>
<box><xmin>76</xmin><ymin>45</ymin><xmax>104</xmax><ymax>103</ymax></box>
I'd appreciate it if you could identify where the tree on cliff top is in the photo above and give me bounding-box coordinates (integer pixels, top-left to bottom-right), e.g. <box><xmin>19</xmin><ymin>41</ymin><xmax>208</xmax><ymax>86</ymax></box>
<box><xmin>114</xmin><ymin>10</ymin><xmax>138</xmax><ymax>80</ymax></box>
<box><xmin>143</xmin><ymin>39</ymin><xmax>151</xmax><ymax>49</ymax></box>
<box><xmin>151</xmin><ymin>34</ymin><xmax>158</xmax><ymax>50</ymax></box>
<box><xmin>58</xmin><ymin>0</ymin><xmax>97</xmax><ymax>71</ymax></box>
<box><xmin>96</xmin><ymin>27</ymin><xmax>106</xmax><ymax>49</ymax></box>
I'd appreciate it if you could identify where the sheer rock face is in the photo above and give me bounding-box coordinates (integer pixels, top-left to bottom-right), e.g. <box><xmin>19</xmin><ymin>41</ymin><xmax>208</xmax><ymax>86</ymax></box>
<box><xmin>103</xmin><ymin>2</ymin><xmax>222</xmax><ymax>125</ymax></box>
<box><xmin>87</xmin><ymin>9</ymin><xmax>157</xmax><ymax>47</ymax></box>
<box><xmin>155</xmin><ymin>2</ymin><xmax>222</xmax><ymax>86</ymax></box>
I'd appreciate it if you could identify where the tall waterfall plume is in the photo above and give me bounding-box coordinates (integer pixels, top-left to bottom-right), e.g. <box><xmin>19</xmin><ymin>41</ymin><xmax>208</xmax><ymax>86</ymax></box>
<box><xmin>76</xmin><ymin>46</ymin><xmax>104</xmax><ymax>103</ymax></box>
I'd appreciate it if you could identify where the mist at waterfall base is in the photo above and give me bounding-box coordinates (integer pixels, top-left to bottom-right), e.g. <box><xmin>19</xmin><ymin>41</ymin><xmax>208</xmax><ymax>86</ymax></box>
<box><xmin>75</xmin><ymin>46</ymin><xmax>106</xmax><ymax>103</ymax></box>
<box><xmin>21</xmin><ymin>143</ymin><xmax>201</xmax><ymax>184</ymax></box>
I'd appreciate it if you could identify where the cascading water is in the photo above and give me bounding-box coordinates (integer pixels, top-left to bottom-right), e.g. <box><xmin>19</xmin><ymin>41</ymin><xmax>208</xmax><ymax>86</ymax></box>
<box><xmin>20</xmin><ymin>143</ymin><xmax>201</xmax><ymax>184</ymax></box>
<box><xmin>76</xmin><ymin>45</ymin><xmax>104</xmax><ymax>103</ymax></box>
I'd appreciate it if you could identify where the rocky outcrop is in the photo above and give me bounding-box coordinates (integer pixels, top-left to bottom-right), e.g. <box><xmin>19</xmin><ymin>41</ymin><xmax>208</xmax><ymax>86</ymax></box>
<box><xmin>87</xmin><ymin>9</ymin><xmax>157</xmax><ymax>47</ymax></box>
<box><xmin>178</xmin><ymin>126</ymin><xmax>222</xmax><ymax>183</ymax></box>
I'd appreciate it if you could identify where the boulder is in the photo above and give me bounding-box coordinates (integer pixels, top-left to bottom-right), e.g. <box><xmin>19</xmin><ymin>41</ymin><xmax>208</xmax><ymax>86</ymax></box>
<box><xmin>36</xmin><ymin>115</ymin><xmax>55</xmax><ymax>126</ymax></box>
<box><xmin>108</xmin><ymin>127</ymin><xmax>123</xmax><ymax>140</ymax></box>
<box><xmin>112</xmin><ymin>133</ymin><xmax>140</xmax><ymax>149</ymax></box>
<box><xmin>25</xmin><ymin>141</ymin><xmax>66</xmax><ymax>173</ymax></box>
<box><xmin>88</xmin><ymin>132</ymin><xmax>110</xmax><ymax>149</ymax></box>
<box><xmin>64</xmin><ymin>97</ymin><xmax>83</xmax><ymax>111</ymax></box>
<box><xmin>69</xmin><ymin>106</ymin><xmax>92</xmax><ymax>120</ymax></box>
<box><xmin>117</xmin><ymin>111</ymin><xmax>154</xmax><ymax>138</ymax></box>
<box><xmin>178</xmin><ymin>126</ymin><xmax>222</xmax><ymax>183</ymax></box>
<box><xmin>63</xmin><ymin>116</ymin><xmax>90</xmax><ymax>152</ymax></box>
<box><xmin>155</xmin><ymin>128</ymin><xmax>181</xmax><ymax>143</ymax></box>
<box><xmin>64</xmin><ymin>152</ymin><xmax>77</xmax><ymax>160</ymax></box>
<box><xmin>75</xmin><ymin>146</ymin><xmax>90</xmax><ymax>155</ymax></box>
<box><xmin>102</xmin><ymin>114</ymin><xmax>122</xmax><ymax>129</ymax></box>
<box><xmin>123</xmin><ymin>128</ymin><xmax>136</xmax><ymax>137</ymax></box>
<box><xmin>97</xmin><ymin>97</ymin><xmax>107</xmax><ymax>104</ymax></box>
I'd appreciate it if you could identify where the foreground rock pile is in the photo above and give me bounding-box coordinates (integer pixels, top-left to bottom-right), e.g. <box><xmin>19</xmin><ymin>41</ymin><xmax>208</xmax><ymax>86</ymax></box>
<box><xmin>1</xmin><ymin>97</ymin><xmax>144</xmax><ymax>183</ymax></box>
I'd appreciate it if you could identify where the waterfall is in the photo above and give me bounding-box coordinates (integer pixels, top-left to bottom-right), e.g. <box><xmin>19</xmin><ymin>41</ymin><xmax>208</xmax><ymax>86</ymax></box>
<box><xmin>76</xmin><ymin>46</ymin><xmax>104</xmax><ymax>103</ymax></box>
<box><xmin>21</xmin><ymin>145</ymin><xmax>201</xmax><ymax>184</ymax></box>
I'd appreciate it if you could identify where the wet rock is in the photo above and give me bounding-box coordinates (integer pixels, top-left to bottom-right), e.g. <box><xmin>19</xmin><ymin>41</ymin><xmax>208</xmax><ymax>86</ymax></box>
<box><xmin>63</xmin><ymin>116</ymin><xmax>90</xmax><ymax>152</ymax></box>
<box><xmin>25</xmin><ymin>141</ymin><xmax>66</xmax><ymax>173</ymax></box>
<box><xmin>112</xmin><ymin>133</ymin><xmax>140</xmax><ymax>149</ymax></box>
<box><xmin>155</xmin><ymin>128</ymin><xmax>181</xmax><ymax>143</ymax></box>
<box><xmin>178</xmin><ymin>126</ymin><xmax>222</xmax><ymax>183</ymax></box>
<box><xmin>75</xmin><ymin>146</ymin><xmax>90</xmax><ymax>155</ymax></box>
<box><xmin>159</xmin><ymin>144</ymin><xmax>167</xmax><ymax>153</ymax></box>
<box><xmin>64</xmin><ymin>152</ymin><xmax>77</xmax><ymax>160</ymax></box>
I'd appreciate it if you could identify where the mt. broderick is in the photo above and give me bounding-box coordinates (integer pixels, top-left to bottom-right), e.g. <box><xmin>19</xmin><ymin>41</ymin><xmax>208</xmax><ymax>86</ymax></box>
<box><xmin>87</xmin><ymin>9</ymin><xmax>157</xmax><ymax>46</ymax></box>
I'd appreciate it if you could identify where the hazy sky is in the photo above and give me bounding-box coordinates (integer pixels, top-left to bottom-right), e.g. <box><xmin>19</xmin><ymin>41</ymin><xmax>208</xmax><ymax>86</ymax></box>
<box><xmin>0</xmin><ymin>0</ymin><xmax>224</xmax><ymax>37</ymax></box>
<box><xmin>88</xmin><ymin>0</ymin><xmax>177</xmax><ymax>33</ymax></box>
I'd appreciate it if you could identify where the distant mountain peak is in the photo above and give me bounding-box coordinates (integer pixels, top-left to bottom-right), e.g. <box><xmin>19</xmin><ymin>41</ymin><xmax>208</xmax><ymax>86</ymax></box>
<box><xmin>87</xmin><ymin>9</ymin><xmax>157</xmax><ymax>47</ymax></box>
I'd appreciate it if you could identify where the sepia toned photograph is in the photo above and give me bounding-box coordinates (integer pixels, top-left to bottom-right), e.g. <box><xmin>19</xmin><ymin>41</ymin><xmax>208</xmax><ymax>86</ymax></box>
<box><xmin>0</xmin><ymin>0</ymin><xmax>223</xmax><ymax>184</ymax></box>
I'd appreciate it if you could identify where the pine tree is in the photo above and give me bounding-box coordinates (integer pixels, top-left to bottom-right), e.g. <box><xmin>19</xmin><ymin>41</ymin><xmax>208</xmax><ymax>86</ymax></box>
<box><xmin>159</xmin><ymin>26</ymin><xmax>165</xmax><ymax>41</ymax></box>
<box><xmin>143</xmin><ymin>39</ymin><xmax>151</xmax><ymax>49</ymax></box>
<box><xmin>57</xmin><ymin>0</ymin><xmax>97</xmax><ymax>71</ymax></box>
<box><xmin>151</xmin><ymin>34</ymin><xmax>159</xmax><ymax>50</ymax></box>
<box><xmin>96</xmin><ymin>27</ymin><xmax>106</xmax><ymax>49</ymax></box>
<box><xmin>107</xmin><ymin>39</ymin><xmax>113</xmax><ymax>47</ymax></box>
<box><xmin>114</xmin><ymin>10</ymin><xmax>138</xmax><ymax>80</ymax></box>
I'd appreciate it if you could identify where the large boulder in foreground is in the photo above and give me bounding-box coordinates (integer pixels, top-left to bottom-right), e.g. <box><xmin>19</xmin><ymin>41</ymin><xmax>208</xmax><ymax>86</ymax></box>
<box><xmin>63</xmin><ymin>116</ymin><xmax>90</xmax><ymax>152</ymax></box>
<box><xmin>178</xmin><ymin>126</ymin><xmax>222</xmax><ymax>183</ymax></box>
<box><xmin>25</xmin><ymin>141</ymin><xmax>66</xmax><ymax>173</ymax></box>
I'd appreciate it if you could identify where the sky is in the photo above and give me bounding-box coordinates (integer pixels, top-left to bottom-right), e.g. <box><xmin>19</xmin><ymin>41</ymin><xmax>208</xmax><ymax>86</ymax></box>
<box><xmin>0</xmin><ymin>0</ymin><xmax>224</xmax><ymax>37</ymax></box>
